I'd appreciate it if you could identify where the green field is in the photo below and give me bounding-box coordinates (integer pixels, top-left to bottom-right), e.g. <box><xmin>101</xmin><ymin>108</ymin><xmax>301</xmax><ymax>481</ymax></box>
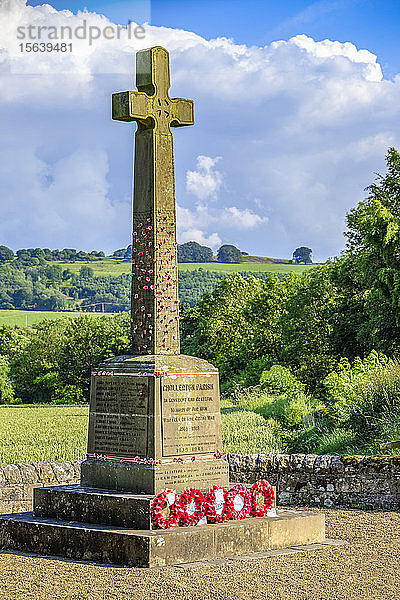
<box><xmin>0</xmin><ymin>405</ymin><xmax>89</xmax><ymax>463</ymax></box>
<box><xmin>53</xmin><ymin>258</ymin><xmax>316</xmax><ymax>276</ymax></box>
<box><xmin>178</xmin><ymin>262</ymin><xmax>316</xmax><ymax>274</ymax></box>
<box><xmin>0</xmin><ymin>310</ymin><xmax>112</xmax><ymax>327</ymax></box>
<box><xmin>0</xmin><ymin>403</ymin><xmax>281</xmax><ymax>464</ymax></box>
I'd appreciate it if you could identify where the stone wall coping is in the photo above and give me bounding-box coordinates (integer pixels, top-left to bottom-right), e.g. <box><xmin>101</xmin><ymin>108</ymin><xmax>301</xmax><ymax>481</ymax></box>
<box><xmin>227</xmin><ymin>453</ymin><xmax>400</xmax><ymax>474</ymax></box>
<box><xmin>0</xmin><ymin>461</ymin><xmax>81</xmax><ymax>485</ymax></box>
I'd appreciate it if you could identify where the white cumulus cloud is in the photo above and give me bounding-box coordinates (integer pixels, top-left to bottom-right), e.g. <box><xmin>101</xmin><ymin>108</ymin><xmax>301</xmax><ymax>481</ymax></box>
<box><xmin>186</xmin><ymin>155</ymin><xmax>223</xmax><ymax>201</ymax></box>
<box><xmin>179</xmin><ymin>229</ymin><xmax>222</xmax><ymax>250</ymax></box>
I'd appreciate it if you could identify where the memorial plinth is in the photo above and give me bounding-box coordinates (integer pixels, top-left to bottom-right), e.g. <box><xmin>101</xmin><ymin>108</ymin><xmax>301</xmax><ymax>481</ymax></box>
<box><xmin>0</xmin><ymin>45</ymin><xmax>326</xmax><ymax>567</ymax></box>
<box><xmin>80</xmin><ymin>355</ymin><xmax>229</xmax><ymax>494</ymax></box>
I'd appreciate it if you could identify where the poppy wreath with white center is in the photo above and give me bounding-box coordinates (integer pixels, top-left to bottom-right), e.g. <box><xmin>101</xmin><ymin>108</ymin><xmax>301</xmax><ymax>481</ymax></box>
<box><xmin>251</xmin><ymin>480</ymin><xmax>275</xmax><ymax>516</ymax></box>
<box><xmin>178</xmin><ymin>488</ymin><xmax>205</xmax><ymax>526</ymax></box>
<box><xmin>150</xmin><ymin>488</ymin><xmax>179</xmax><ymax>529</ymax></box>
<box><xmin>227</xmin><ymin>484</ymin><xmax>252</xmax><ymax>520</ymax></box>
<box><xmin>204</xmin><ymin>484</ymin><xmax>233</xmax><ymax>523</ymax></box>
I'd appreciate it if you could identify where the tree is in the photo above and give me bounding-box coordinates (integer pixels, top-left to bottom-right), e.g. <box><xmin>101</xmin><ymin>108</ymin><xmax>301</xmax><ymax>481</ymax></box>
<box><xmin>178</xmin><ymin>241</ymin><xmax>213</xmax><ymax>263</ymax></box>
<box><xmin>343</xmin><ymin>147</ymin><xmax>400</xmax><ymax>354</ymax></box>
<box><xmin>293</xmin><ymin>247</ymin><xmax>312</xmax><ymax>264</ymax></box>
<box><xmin>124</xmin><ymin>245</ymin><xmax>132</xmax><ymax>260</ymax></box>
<box><xmin>217</xmin><ymin>245</ymin><xmax>243</xmax><ymax>263</ymax></box>
<box><xmin>181</xmin><ymin>273</ymin><xmax>293</xmax><ymax>381</ymax></box>
<box><xmin>0</xmin><ymin>355</ymin><xmax>14</xmax><ymax>404</ymax></box>
<box><xmin>0</xmin><ymin>246</ymin><xmax>14</xmax><ymax>263</ymax></box>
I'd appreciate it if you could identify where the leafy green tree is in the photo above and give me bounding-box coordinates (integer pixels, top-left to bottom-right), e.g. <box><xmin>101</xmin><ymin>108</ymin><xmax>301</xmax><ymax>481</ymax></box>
<box><xmin>181</xmin><ymin>273</ymin><xmax>293</xmax><ymax>382</ymax></box>
<box><xmin>292</xmin><ymin>247</ymin><xmax>312</xmax><ymax>264</ymax></box>
<box><xmin>0</xmin><ymin>325</ymin><xmax>32</xmax><ymax>359</ymax></box>
<box><xmin>280</xmin><ymin>266</ymin><xmax>340</xmax><ymax>391</ymax></box>
<box><xmin>344</xmin><ymin>147</ymin><xmax>400</xmax><ymax>354</ymax></box>
<box><xmin>0</xmin><ymin>246</ymin><xmax>14</xmax><ymax>263</ymax></box>
<box><xmin>12</xmin><ymin>314</ymin><xmax>130</xmax><ymax>403</ymax></box>
<box><xmin>0</xmin><ymin>355</ymin><xmax>14</xmax><ymax>404</ymax></box>
<box><xmin>217</xmin><ymin>244</ymin><xmax>243</xmax><ymax>263</ymax></box>
<box><xmin>178</xmin><ymin>241</ymin><xmax>213</xmax><ymax>263</ymax></box>
<box><xmin>79</xmin><ymin>266</ymin><xmax>94</xmax><ymax>279</ymax></box>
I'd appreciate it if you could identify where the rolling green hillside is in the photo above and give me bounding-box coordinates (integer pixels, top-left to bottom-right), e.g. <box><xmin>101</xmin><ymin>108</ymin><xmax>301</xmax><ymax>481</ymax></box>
<box><xmin>0</xmin><ymin>310</ymin><xmax>112</xmax><ymax>327</ymax></box>
<box><xmin>52</xmin><ymin>258</ymin><xmax>317</xmax><ymax>276</ymax></box>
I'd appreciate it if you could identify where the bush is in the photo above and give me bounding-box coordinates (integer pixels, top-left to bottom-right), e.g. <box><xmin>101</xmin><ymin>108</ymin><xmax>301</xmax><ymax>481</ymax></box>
<box><xmin>260</xmin><ymin>364</ymin><xmax>305</xmax><ymax>396</ymax></box>
<box><xmin>315</xmin><ymin>428</ymin><xmax>357</xmax><ymax>455</ymax></box>
<box><xmin>0</xmin><ymin>355</ymin><xmax>14</xmax><ymax>404</ymax></box>
<box><xmin>324</xmin><ymin>350</ymin><xmax>400</xmax><ymax>435</ymax></box>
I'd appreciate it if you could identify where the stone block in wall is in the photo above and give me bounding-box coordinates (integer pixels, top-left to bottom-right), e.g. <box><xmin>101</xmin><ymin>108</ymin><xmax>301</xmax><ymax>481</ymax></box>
<box><xmin>388</xmin><ymin>476</ymin><xmax>400</xmax><ymax>494</ymax></box>
<box><xmin>334</xmin><ymin>476</ymin><xmax>362</xmax><ymax>493</ymax></box>
<box><xmin>35</xmin><ymin>462</ymin><xmax>57</xmax><ymax>483</ymax></box>
<box><xmin>290</xmin><ymin>454</ymin><xmax>306</xmax><ymax>470</ymax></box>
<box><xmin>313</xmin><ymin>455</ymin><xmax>332</xmax><ymax>474</ymax></box>
<box><xmin>18</xmin><ymin>463</ymin><xmax>40</xmax><ymax>483</ymax></box>
<box><xmin>361</xmin><ymin>475</ymin><xmax>391</xmax><ymax>494</ymax></box>
<box><xmin>21</xmin><ymin>483</ymin><xmax>42</xmax><ymax>501</ymax></box>
<box><xmin>310</xmin><ymin>475</ymin><xmax>337</xmax><ymax>493</ymax></box>
<box><xmin>303</xmin><ymin>455</ymin><xmax>317</xmax><ymax>472</ymax></box>
<box><xmin>2</xmin><ymin>465</ymin><xmax>22</xmax><ymax>484</ymax></box>
<box><xmin>71</xmin><ymin>461</ymin><xmax>81</xmax><ymax>478</ymax></box>
<box><xmin>329</xmin><ymin>456</ymin><xmax>345</xmax><ymax>473</ymax></box>
<box><xmin>0</xmin><ymin>485</ymin><xmax>23</xmax><ymax>503</ymax></box>
<box><xmin>51</xmin><ymin>461</ymin><xmax>76</xmax><ymax>483</ymax></box>
<box><xmin>275</xmin><ymin>454</ymin><xmax>291</xmax><ymax>473</ymax></box>
<box><xmin>256</xmin><ymin>454</ymin><xmax>277</xmax><ymax>474</ymax></box>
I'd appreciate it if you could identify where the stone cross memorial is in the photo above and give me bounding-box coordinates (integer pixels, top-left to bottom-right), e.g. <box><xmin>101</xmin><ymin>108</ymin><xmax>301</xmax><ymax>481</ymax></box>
<box><xmin>0</xmin><ymin>47</ymin><xmax>325</xmax><ymax>568</ymax></box>
<box><xmin>81</xmin><ymin>46</ymin><xmax>229</xmax><ymax>495</ymax></box>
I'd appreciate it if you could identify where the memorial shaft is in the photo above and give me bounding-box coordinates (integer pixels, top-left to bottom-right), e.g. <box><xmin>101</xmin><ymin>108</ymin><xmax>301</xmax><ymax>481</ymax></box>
<box><xmin>112</xmin><ymin>46</ymin><xmax>194</xmax><ymax>355</ymax></box>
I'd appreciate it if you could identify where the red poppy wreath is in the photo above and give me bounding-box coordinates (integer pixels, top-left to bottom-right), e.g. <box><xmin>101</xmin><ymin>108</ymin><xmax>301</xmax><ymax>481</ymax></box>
<box><xmin>227</xmin><ymin>484</ymin><xmax>252</xmax><ymax>520</ymax></box>
<box><xmin>204</xmin><ymin>484</ymin><xmax>232</xmax><ymax>523</ymax></box>
<box><xmin>151</xmin><ymin>488</ymin><xmax>179</xmax><ymax>529</ymax></box>
<box><xmin>251</xmin><ymin>479</ymin><xmax>275</xmax><ymax>517</ymax></box>
<box><xmin>178</xmin><ymin>488</ymin><xmax>205</xmax><ymax>526</ymax></box>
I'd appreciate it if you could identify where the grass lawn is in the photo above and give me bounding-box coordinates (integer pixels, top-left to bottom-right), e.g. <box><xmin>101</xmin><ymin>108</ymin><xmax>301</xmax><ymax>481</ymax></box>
<box><xmin>50</xmin><ymin>258</ymin><xmax>317</xmax><ymax>276</ymax></box>
<box><xmin>0</xmin><ymin>310</ymin><xmax>112</xmax><ymax>327</ymax></box>
<box><xmin>0</xmin><ymin>403</ymin><xmax>282</xmax><ymax>463</ymax></box>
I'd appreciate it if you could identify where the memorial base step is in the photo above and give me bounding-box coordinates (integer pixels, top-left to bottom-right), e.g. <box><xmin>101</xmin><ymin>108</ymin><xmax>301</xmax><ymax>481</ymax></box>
<box><xmin>34</xmin><ymin>485</ymin><xmax>156</xmax><ymax>530</ymax></box>
<box><xmin>0</xmin><ymin>510</ymin><xmax>325</xmax><ymax>568</ymax></box>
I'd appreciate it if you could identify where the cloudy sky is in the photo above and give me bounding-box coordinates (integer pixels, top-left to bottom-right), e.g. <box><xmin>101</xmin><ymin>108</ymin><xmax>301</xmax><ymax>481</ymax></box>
<box><xmin>1</xmin><ymin>1</ymin><xmax>400</xmax><ymax>261</ymax></box>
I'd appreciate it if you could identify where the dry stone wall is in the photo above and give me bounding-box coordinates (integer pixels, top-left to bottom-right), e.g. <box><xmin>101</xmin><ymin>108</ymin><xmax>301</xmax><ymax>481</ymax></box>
<box><xmin>229</xmin><ymin>454</ymin><xmax>400</xmax><ymax>510</ymax></box>
<box><xmin>0</xmin><ymin>455</ymin><xmax>399</xmax><ymax>514</ymax></box>
<box><xmin>0</xmin><ymin>461</ymin><xmax>80</xmax><ymax>514</ymax></box>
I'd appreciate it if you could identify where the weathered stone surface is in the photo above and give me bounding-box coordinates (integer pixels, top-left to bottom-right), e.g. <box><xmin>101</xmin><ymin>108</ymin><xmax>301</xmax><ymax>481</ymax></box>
<box><xmin>113</xmin><ymin>46</ymin><xmax>194</xmax><ymax>356</ymax></box>
<box><xmin>34</xmin><ymin>486</ymin><xmax>155</xmax><ymax>529</ymax></box>
<box><xmin>0</xmin><ymin>510</ymin><xmax>325</xmax><ymax>568</ymax></box>
<box><xmin>2</xmin><ymin>465</ymin><xmax>22</xmax><ymax>484</ymax></box>
<box><xmin>35</xmin><ymin>462</ymin><xmax>57</xmax><ymax>483</ymax></box>
<box><xmin>81</xmin><ymin>456</ymin><xmax>229</xmax><ymax>494</ymax></box>
<box><xmin>84</xmin><ymin>355</ymin><xmax>226</xmax><ymax>493</ymax></box>
<box><xmin>228</xmin><ymin>453</ymin><xmax>400</xmax><ymax>510</ymax></box>
<box><xmin>52</xmin><ymin>462</ymin><xmax>78</xmax><ymax>483</ymax></box>
<box><xmin>269</xmin><ymin>511</ymin><xmax>325</xmax><ymax>549</ymax></box>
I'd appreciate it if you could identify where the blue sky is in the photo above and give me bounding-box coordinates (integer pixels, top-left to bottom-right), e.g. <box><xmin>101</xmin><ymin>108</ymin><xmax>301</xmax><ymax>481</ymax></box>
<box><xmin>26</xmin><ymin>0</ymin><xmax>400</xmax><ymax>78</ymax></box>
<box><xmin>1</xmin><ymin>1</ymin><xmax>400</xmax><ymax>260</ymax></box>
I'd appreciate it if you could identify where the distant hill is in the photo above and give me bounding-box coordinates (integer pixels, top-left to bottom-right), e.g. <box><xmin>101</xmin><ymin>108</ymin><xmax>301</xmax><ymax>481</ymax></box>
<box><xmin>242</xmin><ymin>255</ymin><xmax>293</xmax><ymax>264</ymax></box>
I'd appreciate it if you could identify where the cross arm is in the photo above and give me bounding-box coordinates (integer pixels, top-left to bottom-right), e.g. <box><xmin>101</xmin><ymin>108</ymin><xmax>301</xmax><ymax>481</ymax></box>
<box><xmin>170</xmin><ymin>98</ymin><xmax>195</xmax><ymax>127</ymax></box>
<box><xmin>112</xmin><ymin>90</ymin><xmax>150</xmax><ymax>123</ymax></box>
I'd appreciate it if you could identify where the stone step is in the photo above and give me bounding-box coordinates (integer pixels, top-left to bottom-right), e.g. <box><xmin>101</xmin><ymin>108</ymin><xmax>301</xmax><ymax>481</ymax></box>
<box><xmin>0</xmin><ymin>510</ymin><xmax>325</xmax><ymax>568</ymax></box>
<box><xmin>34</xmin><ymin>485</ymin><xmax>155</xmax><ymax>529</ymax></box>
<box><xmin>33</xmin><ymin>484</ymin><xmax>277</xmax><ymax>531</ymax></box>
